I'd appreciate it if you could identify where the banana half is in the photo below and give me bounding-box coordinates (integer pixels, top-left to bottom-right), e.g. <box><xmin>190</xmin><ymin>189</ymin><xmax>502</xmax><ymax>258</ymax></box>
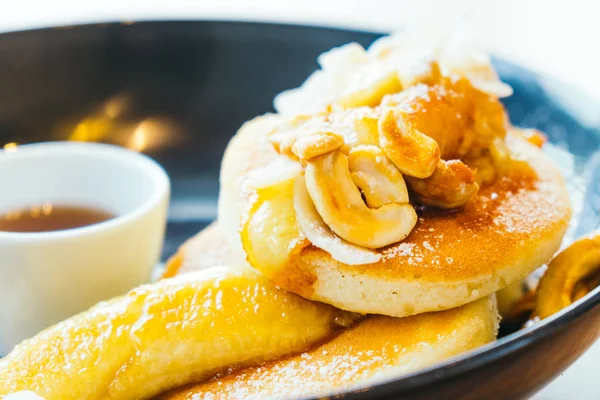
<box><xmin>0</xmin><ymin>265</ymin><xmax>355</xmax><ymax>400</ymax></box>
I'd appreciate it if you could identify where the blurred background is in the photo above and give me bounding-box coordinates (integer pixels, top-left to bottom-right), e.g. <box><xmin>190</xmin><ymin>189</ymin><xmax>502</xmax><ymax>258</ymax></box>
<box><xmin>1</xmin><ymin>0</ymin><xmax>598</xmax><ymax>398</ymax></box>
<box><xmin>3</xmin><ymin>0</ymin><xmax>600</xmax><ymax>105</ymax></box>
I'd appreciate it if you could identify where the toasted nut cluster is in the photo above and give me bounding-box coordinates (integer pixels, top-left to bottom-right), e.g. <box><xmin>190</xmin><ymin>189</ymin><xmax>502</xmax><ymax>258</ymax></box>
<box><xmin>270</xmin><ymin>108</ymin><xmax>380</xmax><ymax>158</ymax></box>
<box><xmin>264</xmin><ymin>114</ymin><xmax>419</xmax><ymax>256</ymax></box>
<box><xmin>304</xmin><ymin>150</ymin><xmax>416</xmax><ymax>249</ymax></box>
<box><xmin>252</xmin><ymin>37</ymin><xmax>518</xmax><ymax>263</ymax></box>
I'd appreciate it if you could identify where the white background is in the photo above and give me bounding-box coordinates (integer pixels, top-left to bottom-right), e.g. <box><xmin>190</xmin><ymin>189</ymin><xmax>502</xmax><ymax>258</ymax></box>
<box><xmin>0</xmin><ymin>0</ymin><xmax>598</xmax><ymax>398</ymax></box>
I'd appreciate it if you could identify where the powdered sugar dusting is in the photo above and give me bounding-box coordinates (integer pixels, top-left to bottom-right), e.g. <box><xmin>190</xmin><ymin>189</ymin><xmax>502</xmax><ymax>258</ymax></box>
<box><xmin>382</xmin><ymin>243</ymin><xmax>415</xmax><ymax>260</ymax></box>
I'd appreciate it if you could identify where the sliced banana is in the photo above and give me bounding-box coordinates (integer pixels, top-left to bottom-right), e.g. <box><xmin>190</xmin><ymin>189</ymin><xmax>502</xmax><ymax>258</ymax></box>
<box><xmin>294</xmin><ymin>175</ymin><xmax>381</xmax><ymax>265</ymax></box>
<box><xmin>535</xmin><ymin>232</ymin><xmax>600</xmax><ymax>319</ymax></box>
<box><xmin>0</xmin><ymin>266</ymin><xmax>355</xmax><ymax>400</ymax></box>
<box><xmin>241</xmin><ymin>178</ymin><xmax>308</xmax><ymax>278</ymax></box>
<box><xmin>305</xmin><ymin>151</ymin><xmax>417</xmax><ymax>249</ymax></box>
<box><xmin>378</xmin><ymin>108</ymin><xmax>440</xmax><ymax>179</ymax></box>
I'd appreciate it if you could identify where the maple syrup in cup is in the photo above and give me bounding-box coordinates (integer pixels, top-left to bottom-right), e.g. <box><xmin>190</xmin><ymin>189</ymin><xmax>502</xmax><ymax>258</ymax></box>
<box><xmin>0</xmin><ymin>205</ymin><xmax>115</xmax><ymax>233</ymax></box>
<box><xmin>0</xmin><ymin>142</ymin><xmax>170</xmax><ymax>354</ymax></box>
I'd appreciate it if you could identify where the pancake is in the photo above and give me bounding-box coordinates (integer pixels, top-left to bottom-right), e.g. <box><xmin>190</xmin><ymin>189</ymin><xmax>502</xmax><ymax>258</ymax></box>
<box><xmin>161</xmin><ymin>223</ymin><xmax>499</xmax><ymax>399</ymax></box>
<box><xmin>218</xmin><ymin>115</ymin><xmax>571</xmax><ymax>317</ymax></box>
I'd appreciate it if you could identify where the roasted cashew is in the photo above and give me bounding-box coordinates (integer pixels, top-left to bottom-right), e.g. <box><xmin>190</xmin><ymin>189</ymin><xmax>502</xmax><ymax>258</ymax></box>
<box><xmin>405</xmin><ymin>159</ymin><xmax>479</xmax><ymax>209</ymax></box>
<box><xmin>294</xmin><ymin>175</ymin><xmax>381</xmax><ymax>265</ymax></box>
<box><xmin>268</xmin><ymin>114</ymin><xmax>328</xmax><ymax>158</ymax></box>
<box><xmin>291</xmin><ymin>131</ymin><xmax>344</xmax><ymax>160</ymax></box>
<box><xmin>378</xmin><ymin>107</ymin><xmax>440</xmax><ymax>179</ymax></box>
<box><xmin>305</xmin><ymin>150</ymin><xmax>417</xmax><ymax>249</ymax></box>
<box><xmin>347</xmin><ymin>145</ymin><xmax>409</xmax><ymax>208</ymax></box>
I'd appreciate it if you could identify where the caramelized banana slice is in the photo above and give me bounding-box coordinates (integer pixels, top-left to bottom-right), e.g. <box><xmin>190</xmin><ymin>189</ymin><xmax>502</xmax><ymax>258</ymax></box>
<box><xmin>406</xmin><ymin>159</ymin><xmax>480</xmax><ymax>209</ymax></box>
<box><xmin>294</xmin><ymin>175</ymin><xmax>381</xmax><ymax>265</ymax></box>
<box><xmin>378</xmin><ymin>108</ymin><xmax>440</xmax><ymax>179</ymax></box>
<box><xmin>535</xmin><ymin>232</ymin><xmax>600</xmax><ymax>319</ymax></box>
<box><xmin>347</xmin><ymin>145</ymin><xmax>409</xmax><ymax>208</ymax></box>
<box><xmin>305</xmin><ymin>151</ymin><xmax>417</xmax><ymax>249</ymax></box>
<box><xmin>241</xmin><ymin>178</ymin><xmax>308</xmax><ymax>278</ymax></box>
<box><xmin>0</xmin><ymin>266</ymin><xmax>354</xmax><ymax>400</ymax></box>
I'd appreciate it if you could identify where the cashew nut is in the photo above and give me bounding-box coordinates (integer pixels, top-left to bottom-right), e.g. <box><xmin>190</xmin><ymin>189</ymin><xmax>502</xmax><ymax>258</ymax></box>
<box><xmin>305</xmin><ymin>150</ymin><xmax>417</xmax><ymax>249</ymax></box>
<box><xmin>268</xmin><ymin>114</ymin><xmax>328</xmax><ymax>158</ymax></box>
<box><xmin>378</xmin><ymin>107</ymin><xmax>440</xmax><ymax>179</ymax></box>
<box><xmin>347</xmin><ymin>145</ymin><xmax>409</xmax><ymax>208</ymax></box>
<box><xmin>405</xmin><ymin>159</ymin><xmax>479</xmax><ymax>209</ymax></box>
<box><xmin>294</xmin><ymin>175</ymin><xmax>381</xmax><ymax>265</ymax></box>
<box><xmin>291</xmin><ymin>131</ymin><xmax>344</xmax><ymax>160</ymax></box>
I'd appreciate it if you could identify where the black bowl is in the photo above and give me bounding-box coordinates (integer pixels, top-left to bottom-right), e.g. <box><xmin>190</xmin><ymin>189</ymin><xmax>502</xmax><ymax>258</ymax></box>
<box><xmin>0</xmin><ymin>20</ymin><xmax>599</xmax><ymax>400</ymax></box>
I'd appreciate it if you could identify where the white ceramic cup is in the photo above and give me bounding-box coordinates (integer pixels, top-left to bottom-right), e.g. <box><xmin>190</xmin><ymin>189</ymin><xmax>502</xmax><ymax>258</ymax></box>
<box><xmin>0</xmin><ymin>142</ymin><xmax>170</xmax><ymax>355</ymax></box>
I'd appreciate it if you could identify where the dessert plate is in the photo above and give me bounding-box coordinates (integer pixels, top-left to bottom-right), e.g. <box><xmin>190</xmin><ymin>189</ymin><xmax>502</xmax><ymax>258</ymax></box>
<box><xmin>0</xmin><ymin>21</ymin><xmax>598</xmax><ymax>399</ymax></box>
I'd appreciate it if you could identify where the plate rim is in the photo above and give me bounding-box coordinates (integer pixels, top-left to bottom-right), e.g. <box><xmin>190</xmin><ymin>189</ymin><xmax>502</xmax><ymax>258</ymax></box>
<box><xmin>0</xmin><ymin>19</ymin><xmax>598</xmax><ymax>399</ymax></box>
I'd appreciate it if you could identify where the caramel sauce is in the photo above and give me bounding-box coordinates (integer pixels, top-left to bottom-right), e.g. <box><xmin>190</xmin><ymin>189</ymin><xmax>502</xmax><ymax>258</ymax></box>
<box><xmin>0</xmin><ymin>204</ymin><xmax>115</xmax><ymax>233</ymax></box>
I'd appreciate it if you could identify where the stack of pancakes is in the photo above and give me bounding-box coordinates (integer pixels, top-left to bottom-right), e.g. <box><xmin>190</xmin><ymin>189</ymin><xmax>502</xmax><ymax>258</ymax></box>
<box><xmin>0</xmin><ymin>33</ymin><xmax>571</xmax><ymax>400</ymax></box>
<box><xmin>160</xmin><ymin>36</ymin><xmax>570</xmax><ymax>398</ymax></box>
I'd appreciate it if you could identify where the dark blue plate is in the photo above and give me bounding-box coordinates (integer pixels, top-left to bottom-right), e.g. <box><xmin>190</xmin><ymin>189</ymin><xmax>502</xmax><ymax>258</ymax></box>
<box><xmin>0</xmin><ymin>21</ymin><xmax>598</xmax><ymax>399</ymax></box>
